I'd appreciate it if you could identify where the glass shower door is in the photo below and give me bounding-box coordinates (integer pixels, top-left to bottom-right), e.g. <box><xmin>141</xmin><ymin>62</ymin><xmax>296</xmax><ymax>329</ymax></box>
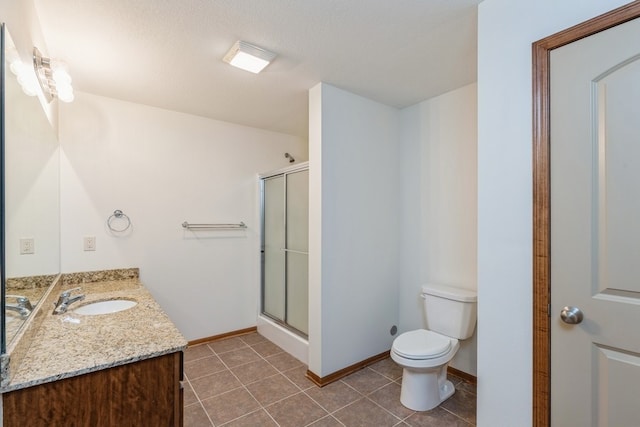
<box><xmin>261</xmin><ymin>166</ymin><xmax>308</xmax><ymax>337</ymax></box>
<box><xmin>284</xmin><ymin>170</ymin><xmax>308</xmax><ymax>334</ymax></box>
<box><xmin>262</xmin><ymin>176</ymin><xmax>285</xmax><ymax>321</ymax></box>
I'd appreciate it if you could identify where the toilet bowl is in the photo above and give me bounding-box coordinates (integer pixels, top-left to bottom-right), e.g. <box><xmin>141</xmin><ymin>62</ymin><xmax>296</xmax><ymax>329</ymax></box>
<box><xmin>391</xmin><ymin>284</ymin><xmax>476</xmax><ymax>411</ymax></box>
<box><xmin>391</xmin><ymin>329</ymin><xmax>459</xmax><ymax>411</ymax></box>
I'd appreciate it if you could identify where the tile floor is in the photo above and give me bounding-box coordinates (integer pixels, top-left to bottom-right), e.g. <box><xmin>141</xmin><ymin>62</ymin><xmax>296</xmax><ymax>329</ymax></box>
<box><xmin>183</xmin><ymin>333</ymin><xmax>476</xmax><ymax>427</ymax></box>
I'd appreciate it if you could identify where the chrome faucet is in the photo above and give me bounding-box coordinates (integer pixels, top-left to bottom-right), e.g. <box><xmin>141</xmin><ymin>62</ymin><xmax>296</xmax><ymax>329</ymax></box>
<box><xmin>52</xmin><ymin>287</ymin><xmax>85</xmax><ymax>314</ymax></box>
<box><xmin>5</xmin><ymin>295</ymin><xmax>33</xmax><ymax>319</ymax></box>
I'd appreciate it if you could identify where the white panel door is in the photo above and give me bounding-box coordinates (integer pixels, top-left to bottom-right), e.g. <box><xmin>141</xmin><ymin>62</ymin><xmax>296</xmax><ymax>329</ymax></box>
<box><xmin>551</xmin><ymin>17</ymin><xmax>640</xmax><ymax>426</ymax></box>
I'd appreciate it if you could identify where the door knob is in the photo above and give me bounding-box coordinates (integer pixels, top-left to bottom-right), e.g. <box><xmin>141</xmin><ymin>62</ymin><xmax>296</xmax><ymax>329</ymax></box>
<box><xmin>560</xmin><ymin>306</ymin><xmax>584</xmax><ymax>324</ymax></box>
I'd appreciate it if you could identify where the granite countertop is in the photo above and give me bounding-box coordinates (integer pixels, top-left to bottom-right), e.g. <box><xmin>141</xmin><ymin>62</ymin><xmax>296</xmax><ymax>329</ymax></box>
<box><xmin>2</xmin><ymin>277</ymin><xmax>187</xmax><ymax>392</ymax></box>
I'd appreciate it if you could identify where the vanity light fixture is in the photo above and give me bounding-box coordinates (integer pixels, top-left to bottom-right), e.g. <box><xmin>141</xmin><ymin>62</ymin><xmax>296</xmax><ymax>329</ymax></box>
<box><xmin>33</xmin><ymin>47</ymin><xmax>74</xmax><ymax>103</ymax></box>
<box><xmin>222</xmin><ymin>40</ymin><xmax>276</xmax><ymax>74</ymax></box>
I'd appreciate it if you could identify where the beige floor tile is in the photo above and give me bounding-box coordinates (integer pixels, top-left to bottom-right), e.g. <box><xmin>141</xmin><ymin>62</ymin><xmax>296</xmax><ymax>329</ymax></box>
<box><xmin>183</xmin><ymin>403</ymin><xmax>212</xmax><ymax>427</ymax></box>
<box><xmin>308</xmin><ymin>415</ymin><xmax>345</xmax><ymax>427</ymax></box>
<box><xmin>230</xmin><ymin>359</ymin><xmax>279</xmax><ymax>385</ymax></box>
<box><xmin>370</xmin><ymin>357</ymin><xmax>403</xmax><ymax>381</ymax></box>
<box><xmin>223</xmin><ymin>409</ymin><xmax>278</xmax><ymax>426</ymax></box>
<box><xmin>405</xmin><ymin>407</ymin><xmax>473</xmax><ymax>427</ymax></box>
<box><xmin>266</xmin><ymin>392</ymin><xmax>329</xmax><ymax>427</ymax></box>
<box><xmin>281</xmin><ymin>365</ymin><xmax>317</xmax><ymax>390</ymax></box>
<box><xmin>239</xmin><ymin>332</ymin><xmax>268</xmax><ymax>346</ymax></box>
<box><xmin>266</xmin><ymin>351</ymin><xmax>305</xmax><ymax>372</ymax></box>
<box><xmin>440</xmin><ymin>389</ymin><xmax>476</xmax><ymax>425</ymax></box>
<box><xmin>245</xmin><ymin>373</ymin><xmax>300</xmax><ymax>406</ymax></box>
<box><xmin>333</xmin><ymin>397</ymin><xmax>400</xmax><ymax>427</ymax></box>
<box><xmin>201</xmin><ymin>388</ymin><xmax>260</xmax><ymax>426</ymax></box>
<box><xmin>305</xmin><ymin>380</ymin><xmax>362</xmax><ymax>412</ymax></box>
<box><xmin>368</xmin><ymin>382</ymin><xmax>415</xmax><ymax>419</ymax></box>
<box><xmin>183</xmin><ymin>382</ymin><xmax>198</xmax><ymax>406</ymax></box>
<box><xmin>454</xmin><ymin>379</ymin><xmax>477</xmax><ymax>396</ymax></box>
<box><xmin>251</xmin><ymin>340</ymin><xmax>284</xmax><ymax>357</ymax></box>
<box><xmin>183</xmin><ymin>335</ymin><xmax>476</xmax><ymax>427</ymax></box>
<box><xmin>209</xmin><ymin>336</ymin><xmax>248</xmax><ymax>354</ymax></box>
<box><xmin>184</xmin><ymin>355</ymin><xmax>226</xmax><ymax>380</ymax></box>
<box><xmin>217</xmin><ymin>346</ymin><xmax>261</xmax><ymax>368</ymax></box>
<box><xmin>184</xmin><ymin>343</ymin><xmax>215</xmax><ymax>363</ymax></box>
<box><xmin>341</xmin><ymin>367</ymin><xmax>392</xmax><ymax>395</ymax></box>
<box><xmin>190</xmin><ymin>370</ymin><xmax>242</xmax><ymax>400</ymax></box>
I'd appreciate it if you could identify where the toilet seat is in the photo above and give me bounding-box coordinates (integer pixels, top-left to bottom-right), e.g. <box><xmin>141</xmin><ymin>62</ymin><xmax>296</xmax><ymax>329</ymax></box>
<box><xmin>392</xmin><ymin>330</ymin><xmax>452</xmax><ymax>360</ymax></box>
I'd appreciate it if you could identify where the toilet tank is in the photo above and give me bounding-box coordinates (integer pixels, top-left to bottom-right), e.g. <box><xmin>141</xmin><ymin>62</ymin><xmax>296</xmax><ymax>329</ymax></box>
<box><xmin>422</xmin><ymin>284</ymin><xmax>477</xmax><ymax>340</ymax></box>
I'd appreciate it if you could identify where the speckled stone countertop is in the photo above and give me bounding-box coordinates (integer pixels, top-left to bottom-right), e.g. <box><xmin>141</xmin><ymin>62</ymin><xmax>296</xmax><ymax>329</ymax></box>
<box><xmin>2</xmin><ymin>275</ymin><xmax>187</xmax><ymax>392</ymax></box>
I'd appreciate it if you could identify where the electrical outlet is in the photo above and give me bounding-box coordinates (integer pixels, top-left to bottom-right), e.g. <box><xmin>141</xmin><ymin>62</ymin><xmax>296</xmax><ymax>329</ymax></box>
<box><xmin>84</xmin><ymin>236</ymin><xmax>96</xmax><ymax>251</ymax></box>
<box><xmin>20</xmin><ymin>238</ymin><xmax>34</xmax><ymax>255</ymax></box>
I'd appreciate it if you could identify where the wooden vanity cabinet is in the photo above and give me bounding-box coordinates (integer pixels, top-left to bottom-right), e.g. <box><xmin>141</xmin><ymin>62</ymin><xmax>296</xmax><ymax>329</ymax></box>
<box><xmin>2</xmin><ymin>351</ymin><xmax>183</xmax><ymax>427</ymax></box>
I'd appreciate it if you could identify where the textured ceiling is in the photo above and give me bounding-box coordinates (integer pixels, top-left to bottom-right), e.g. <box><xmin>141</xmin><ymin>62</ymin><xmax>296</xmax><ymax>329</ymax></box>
<box><xmin>33</xmin><ymin>0</ymin><xmax>479</xmax><ymax>138</ymax></box>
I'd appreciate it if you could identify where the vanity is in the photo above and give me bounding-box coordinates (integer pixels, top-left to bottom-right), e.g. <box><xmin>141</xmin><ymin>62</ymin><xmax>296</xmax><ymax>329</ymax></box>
<box><xmin>1</xmin><ymin>269</ymin><xmax>187</xmax><ymax>427</ymax></box>
<box><xmin>0</xmin><ymin>23</ymin><xmax>187</xmax><ymax>426</ymax></box>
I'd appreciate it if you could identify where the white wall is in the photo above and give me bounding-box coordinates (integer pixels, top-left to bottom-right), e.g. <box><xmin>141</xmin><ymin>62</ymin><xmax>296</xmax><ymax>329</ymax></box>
<box><xmin>59</xmin><ymin>92</ymin><xmax>307</xmax><ymax>341</ymax></box>
<box><xmin>308</xmin><ymin>83</ymin><xmax>400</xmax><ymax>377</ymax></box>
<box><xmin>5</xmin><ymin>73</ymin><xmax>59</xmax><ymax>277</ymax></box>
<box><xmin>477</xmin><ymin>1</ymin><xmax>632</xmax><ymax>425</ymax></box>
<box><xmin>1</xmin><ymin>0</ymin><xmax>62</xmax><ymax>280</ymax></box>
<box><xmin>399</xmin><ymin>83</ymin><xmax>478</xmax><ymax>375</ymax></box>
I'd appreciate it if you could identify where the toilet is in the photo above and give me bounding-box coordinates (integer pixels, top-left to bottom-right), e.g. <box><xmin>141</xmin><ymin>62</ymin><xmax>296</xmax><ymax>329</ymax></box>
<box><xmin>391</xmin><ymin>283</ymin><xmax>477</xmax><ymax>411</ymax></box>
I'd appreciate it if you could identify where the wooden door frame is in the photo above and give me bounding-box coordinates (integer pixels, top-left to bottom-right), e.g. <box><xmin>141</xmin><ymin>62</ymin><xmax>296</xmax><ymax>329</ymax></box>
<box><xmin>532</xmin><ymin>1</ymin><xmax>640</xmax><ymax>425</ymax></box>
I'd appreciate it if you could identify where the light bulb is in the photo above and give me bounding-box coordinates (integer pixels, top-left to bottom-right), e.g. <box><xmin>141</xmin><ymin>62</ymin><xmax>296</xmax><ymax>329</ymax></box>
<box><xmin>52</xmin><ymin>68</ymin><xmax>72</xmax><ymax>85</ymax></box>
<box><xmin>56</xmin><ymin>83</ymin><xmax>74</xmax><ymax>103</ymax></box>
<box><xmin>21</xmin><ymin>83</ymin><xmax>38</xmax><ymax>97</ymax></box>
<box><xmin>5</xmin><ymin>47</ymin><xmax>20</xmax><ymax>74</ymax></box>
<box><xmin>9</xmin><ymin>60</ymin><xmax>22</xmax><ymax>76</ymax></box>
<box><xmin>17</xmin><ymin>72</ymin><xmax>39</xmax><ymax>96</ymax></box>
<box><xmin>229</xmin><ymin>52</ymin><xmax>270</xmax><ymax>74</ymax></box>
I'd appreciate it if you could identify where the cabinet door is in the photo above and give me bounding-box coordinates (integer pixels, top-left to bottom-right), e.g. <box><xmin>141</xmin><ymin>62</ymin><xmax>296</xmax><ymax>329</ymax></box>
<box><xmin>3</xmin><ymin>352</ymin><xmax>183</xmax><ymax>427</ymax></box>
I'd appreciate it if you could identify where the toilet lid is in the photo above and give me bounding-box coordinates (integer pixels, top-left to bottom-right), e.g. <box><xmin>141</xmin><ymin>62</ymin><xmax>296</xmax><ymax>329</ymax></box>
<box><xmin>392</xmin><ymin>330</ymin><xmax>452</xmax><ymax>360</ymax></box>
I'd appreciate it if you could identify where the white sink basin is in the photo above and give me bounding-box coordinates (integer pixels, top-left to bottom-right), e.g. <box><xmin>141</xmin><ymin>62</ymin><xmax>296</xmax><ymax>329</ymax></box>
<box><xmin>73</xmin><ymin>299</ymin><xmax>137</xmax><ymax>315</ymax></box>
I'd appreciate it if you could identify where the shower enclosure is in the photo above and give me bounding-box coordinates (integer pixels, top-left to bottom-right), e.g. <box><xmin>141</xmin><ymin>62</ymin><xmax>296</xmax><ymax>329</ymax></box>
<box><xmin>260</xmin><ymin>162</ymin><xmax>309</xmax><ymax>337</ymax></box>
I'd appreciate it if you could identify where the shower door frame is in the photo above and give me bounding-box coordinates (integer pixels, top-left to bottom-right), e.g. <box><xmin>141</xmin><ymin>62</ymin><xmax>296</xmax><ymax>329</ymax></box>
<box><xmin>259</xmin><ymin>161</ymin><xmax>309</xmax><ymax>338</ymax></box>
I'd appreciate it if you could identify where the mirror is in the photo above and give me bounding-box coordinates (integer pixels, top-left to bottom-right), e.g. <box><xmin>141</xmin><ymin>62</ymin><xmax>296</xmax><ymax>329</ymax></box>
<box><xmin>2</xmin><ymin>25</ymin><xmax>61</xmax><ymax>351</ymax></box>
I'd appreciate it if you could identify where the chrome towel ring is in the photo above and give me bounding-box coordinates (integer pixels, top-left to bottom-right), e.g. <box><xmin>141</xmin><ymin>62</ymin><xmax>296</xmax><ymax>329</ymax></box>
<box><xmin>107</xmin><ymin>209</ymin><xmax>131</xmax><ymax>232</ymax></box>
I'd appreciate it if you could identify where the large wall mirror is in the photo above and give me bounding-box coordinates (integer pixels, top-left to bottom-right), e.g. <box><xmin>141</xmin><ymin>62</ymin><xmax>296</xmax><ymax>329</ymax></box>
<box><xmin>2</xmin><ymin>24</ymin><xmax>61</xmax><ymax>352</ymax></box>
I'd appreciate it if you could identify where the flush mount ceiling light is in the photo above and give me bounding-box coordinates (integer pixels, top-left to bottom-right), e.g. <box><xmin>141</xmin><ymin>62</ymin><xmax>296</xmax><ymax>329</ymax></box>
<box><xmin>223</xmin><ymin>40</ymin><xmax>276</xmax><ymax>74</ymax></box>
<box><xmin>33</xmin><ymin>47</ymin><xmax>74</xmax><ymax>103</ymax></box>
